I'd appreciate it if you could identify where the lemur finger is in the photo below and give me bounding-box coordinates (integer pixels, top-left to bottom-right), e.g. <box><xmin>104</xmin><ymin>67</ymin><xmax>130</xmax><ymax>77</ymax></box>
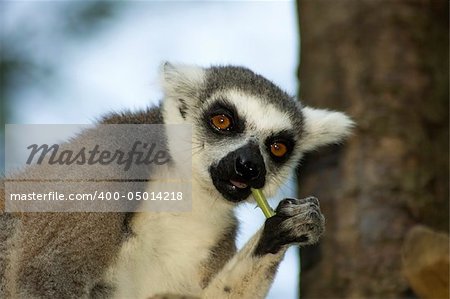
<box><xmin>281</xmin><ymin>211</ymin><xmax>325</xmax><ymax>244</ymax></box>
<box><xmin>275</xmin><ymin>197</ymin><xmax>320</xmax><ymax>217</ymax></box>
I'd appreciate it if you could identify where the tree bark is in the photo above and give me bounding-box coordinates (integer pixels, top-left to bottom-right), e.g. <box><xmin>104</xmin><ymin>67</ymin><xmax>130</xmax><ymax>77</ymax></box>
<box><xmin>296</xmin><ymin>1</ymin><xmax>449</xmax><ymax>298</ymax></box>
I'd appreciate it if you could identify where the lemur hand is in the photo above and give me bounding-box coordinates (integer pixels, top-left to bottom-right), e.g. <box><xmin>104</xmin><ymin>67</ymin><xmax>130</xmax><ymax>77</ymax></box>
<box><xmin>254</xmin><ymin>196</ymin><xmax>325</xmax><ymax>256</ymax></box>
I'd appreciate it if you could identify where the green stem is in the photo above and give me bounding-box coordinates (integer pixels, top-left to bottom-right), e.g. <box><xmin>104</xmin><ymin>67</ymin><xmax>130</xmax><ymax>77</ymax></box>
<box><xmin>251</xmin><ymin>188</ymin><xmax>275</xmax><ymax>218</ymax></box>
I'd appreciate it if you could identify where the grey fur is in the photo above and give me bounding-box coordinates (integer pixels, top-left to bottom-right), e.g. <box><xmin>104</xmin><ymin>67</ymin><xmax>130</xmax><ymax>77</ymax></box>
<box><xmin>1</xmin><ymin>109</ymin><xmax>165</xmax><ymax>298</ymax></box>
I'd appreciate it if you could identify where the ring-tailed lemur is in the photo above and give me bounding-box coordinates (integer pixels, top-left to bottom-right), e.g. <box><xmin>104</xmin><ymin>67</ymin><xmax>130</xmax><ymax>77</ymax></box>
<box><xmin>0</xmin><ymin>63</ymin><xmax>353</xmax><ymax>299</ymax></box>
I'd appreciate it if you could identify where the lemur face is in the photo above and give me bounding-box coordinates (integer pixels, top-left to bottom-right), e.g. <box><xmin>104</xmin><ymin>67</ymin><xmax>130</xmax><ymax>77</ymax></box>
<box><xmin>201</xmin><ymin>89</ymin><xmax>301</xmax><ymax>202</ymax></box>
<box><xmin>162</xmin><ymin>63</ymin><xmax>353</xmax><ymax>203</ymax></box>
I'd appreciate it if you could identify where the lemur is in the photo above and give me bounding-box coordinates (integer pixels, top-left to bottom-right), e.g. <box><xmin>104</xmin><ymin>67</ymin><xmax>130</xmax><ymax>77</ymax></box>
<box><xmin>0</xmin><ymin>63</ymin><xmax>353</xmax><ymax>298</ymax></box>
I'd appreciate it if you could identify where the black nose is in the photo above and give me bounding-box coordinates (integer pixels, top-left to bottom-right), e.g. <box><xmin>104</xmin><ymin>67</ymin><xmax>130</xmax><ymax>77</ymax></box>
<box><xmin>235</xmin><ymin>156</ymin><xmax>260</xmax><ymax>181</ymax></box>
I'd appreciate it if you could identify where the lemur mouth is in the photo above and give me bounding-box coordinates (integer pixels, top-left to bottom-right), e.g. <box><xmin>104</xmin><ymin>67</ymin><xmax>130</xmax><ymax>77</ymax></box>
<box><xmin>215</xmin><ymin>177</ymin><xmax>251</xmax><ymax>202</ymax></box>
<box><xmin>209</xmin><ymin>168</ymin><xmax>253</xmax><ymax>202</ymax></box>
<box><xmin>208</xmin><ymin>143</ymin><xmax>266</xmax><ymax>203</ymax></box>
<box><xmin>229</xmin><ymin>179</ymin><xmax>248</xmax><ymax>189</ymax></box>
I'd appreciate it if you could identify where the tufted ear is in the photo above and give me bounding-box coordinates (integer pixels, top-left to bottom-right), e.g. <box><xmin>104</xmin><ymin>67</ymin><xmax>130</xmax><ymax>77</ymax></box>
<box><xmin>300</xmin><ymin>106</ymin><xmax>355</xmax><ymax>152</ymax></box>
<box><xmin>160</xmin><ymin>62</ymin><xmax>206</xmax><ymax>123</ymax></box>
<box><xmin>161</xmin><ymin>62</ymin><xmax>205</xmax><ymax>101</ymax></box>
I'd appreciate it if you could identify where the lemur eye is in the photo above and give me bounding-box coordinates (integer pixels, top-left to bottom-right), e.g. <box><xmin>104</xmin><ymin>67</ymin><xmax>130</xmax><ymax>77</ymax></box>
<box><xmin>270</xmin><ymin>142</ymin><xmax>288</xmax><ymax>157</ymax></box>
<box><xmin>211</xmin><ymin>114</ymin><xmax>232</xmax><ymax>131</ymax></box>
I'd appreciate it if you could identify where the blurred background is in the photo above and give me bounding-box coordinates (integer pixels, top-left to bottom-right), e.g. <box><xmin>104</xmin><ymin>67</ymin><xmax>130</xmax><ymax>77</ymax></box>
<box><xmin>1</xmin><ymin>1</ymin><xmax>448</xmax><ymax>299</ymax></box>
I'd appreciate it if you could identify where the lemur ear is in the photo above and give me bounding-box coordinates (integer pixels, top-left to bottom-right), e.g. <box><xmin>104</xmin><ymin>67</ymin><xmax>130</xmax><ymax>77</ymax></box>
<box><xmin>160</xmin><ymin>62</ymin><xmax>206</xmax><ymax>121</ymax></box>
<box><xmin>161</xmin><ymin>62</ymin><xmax>205</xmax><ymax>101</ymax></box>
<box><xmin>300</xmin><ymin>106</ymin><xmax>355</xmax><ymax>152</ymax></box>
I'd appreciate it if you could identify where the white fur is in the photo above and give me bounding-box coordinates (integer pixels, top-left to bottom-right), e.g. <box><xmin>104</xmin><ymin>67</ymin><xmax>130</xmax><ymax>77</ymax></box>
<box><xmin>300</xmin><ymin>106</ymin><xmax>355</xmax><ymax>152</ymax></box>
<box><xmin>218</xmin><ymin>90</ymin><xmax>293</xmax><ymax>133</ymax></box>
<box><xmin>160</xmin><ymin>62</ymin><xmax>205</xmax><ymax>96</ymax></box>
<box><xmin>202</xmin><ymin>228</ymin><xmax>285</xmax><ymax>299</ymax></box>
<box><xmin>105</xmin><ymin>128</ymin><xmax>235</xmax><ymax>298</ymax></box>
<box><xmin>106</xmin><ymin>178</ymin><xmax>235</xmax><ymax>298</ymax></box>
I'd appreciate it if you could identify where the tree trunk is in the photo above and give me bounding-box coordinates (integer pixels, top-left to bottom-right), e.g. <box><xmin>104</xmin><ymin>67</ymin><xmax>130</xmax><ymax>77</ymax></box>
<box><xmin>296</xmin><ymin>1</ymin><xmax>449</xmax><ymax>298</ymax></box>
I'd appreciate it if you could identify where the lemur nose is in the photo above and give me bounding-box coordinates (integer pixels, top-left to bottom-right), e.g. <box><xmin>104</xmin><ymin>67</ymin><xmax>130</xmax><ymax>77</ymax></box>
<box><xmin>235</xmin><ymin>156</ymin><xmax>260</xmax><ymax>181</ymax></box>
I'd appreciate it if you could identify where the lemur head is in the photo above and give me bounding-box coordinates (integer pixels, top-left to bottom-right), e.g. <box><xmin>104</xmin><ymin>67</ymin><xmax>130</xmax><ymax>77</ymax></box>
<box><xmin>161</xmin><ymin>63</ymin><xmax>354</xmax><ymax>203</ymax></box>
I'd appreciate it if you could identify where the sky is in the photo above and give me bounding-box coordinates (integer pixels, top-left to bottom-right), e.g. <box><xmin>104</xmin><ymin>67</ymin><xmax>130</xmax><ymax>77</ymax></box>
<box><xmin>1</xmin><ymin>1</ymin><xmax>300</xmax><ymax>298</ymax></box>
